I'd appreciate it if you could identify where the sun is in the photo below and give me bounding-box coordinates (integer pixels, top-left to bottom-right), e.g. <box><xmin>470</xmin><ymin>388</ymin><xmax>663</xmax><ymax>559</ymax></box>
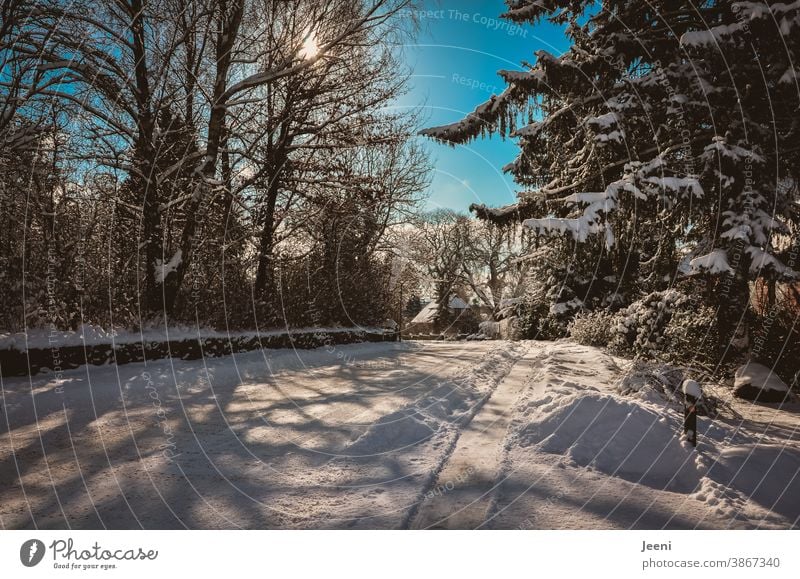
<box><xmin>298</xmin><ymin>31</ymin><xmax>319</xmax><ymax>60</ymax></box>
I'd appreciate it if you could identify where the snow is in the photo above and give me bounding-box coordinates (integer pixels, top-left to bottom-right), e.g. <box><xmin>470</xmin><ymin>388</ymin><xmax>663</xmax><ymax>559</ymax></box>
<box><xmin>780</xmin><ymin>67</ymin><xmax>800</xmax><ymax>84</ymax></box>
<box><xmin>511</xmin><ymin>121</ymin><xmax>543</xmax><ymax>138</ymax></box>
<box><xmin>586</xmin><ymin>112</ymin><xmax>625</xmax><ymax>144</ymax></box>
<box><xmin>409</xmin><ymin>303</ymin><xmax>439</xmax><ymax>325</ymax></box>
<box><xmin>680</xmin><ymin>24</ymin><xmax>743</xmax><ymax>47</ymax></box>
<box><xmin>702</xmin><ymin>136</ymin><xmax>765</xmax><ymax>163</ymax></box>
<box><xmin>408</xmin><ymin>297</ymin><xmax>469</xmax><ymax>325</ymax></box>
<box><xmin>498</xmin><ymin>69</ymin><xmax>545</xmax><ymax>86</ymax></box>
<box><xmin>596</xmin><ymin>130</ymin><xmax>625</xmax><ymax>144</ymax></box>
<box><xmin>499</xmin><ymin>297</ymin><xmax>523</xmax><ymax>308</ymax></box>
<box><xmin>524</xmin><ymin>187</ymin><xmax>615</xmax><ymax>241</ymax></box>
<box><xmin>491</xmin><ymin>343</ymin><xmax>800</xmax><ymax>529</ymax></box>
<box><xmin>735</xmin><ymin>363</ymin><xmax>789</xmax><ymax>393</ymax></box>
<box><xmin>746</xmin><ymin>246</ymin><xmax>796</xmax><ymax>278</ymax></box>
<box><xmin>419</xmin><ymin>88</ymin><xmax>513</xmax><ymax>144</ymax></box>
<box><xmin>549</xmin><ymin>297</ymin><xmax>583</xmax><ymax>315</ymax></box>
<box><xmin>682</xmin><ymin>379</ymin><xmax>703</xmax><ymax>399</ymax></box>
<box><xmin>348</xmin><ymin>343</ymin><xmax>524</xmax><ymax>457</ymax></box>
<box><xmin>564</xmin><ymin>191</ymin><xmax>609</xmax><ymax>204</ymax></box>
<box><xmin>474</xmin><ymin>202</ymin><xmax>517</xmax><ymax>217</ymax></box>
<box><xmin>2</xmin><ymin>340</ymin><xmax>798</xmax><ymax>529</ymax></box>
<box><xmin>478</xmin><ymin>320</ymin><xmax>500</xmax><ymax>336</ymax></box>
<box><xmin>448</xmin><ymin>296</ymin><xmax>469</xmax><ymax>309</ymax></box>
<box><xmin>524</xmin><ymin>216</ymin><xmax>599</xmax><ymax>242</ymax></box>
<box><xmin>587</xmin><ymin>112</ymin><xmax>618</xmax><ymax>129</ymax></box>
<box><xmin>523</xmin><ymin>184</ymin><xmax>626</xmax><ymax>249</ymax></box>
<box><xmin>154</xmin><ymin>249</ymin><xmax>182</xmax><ymax>283</ymax></box>
<box><xmin>730</xmin><ymin>1</ymin><xmax>800</xmax><ymax>35</ymax></box>
<box><xmin>516</xmin><ymin>387</ymin><xmax>703</xmax><ymax>492</ymax></box>
<box><xmin>643</xmin><ymin>176</ymin><xmax>704</xmax><ymax>198</ymax></box>
<box><xmin>689</xmin><ymin>249</ymin><xmax>733</xmax><ymax>275</ymax></box>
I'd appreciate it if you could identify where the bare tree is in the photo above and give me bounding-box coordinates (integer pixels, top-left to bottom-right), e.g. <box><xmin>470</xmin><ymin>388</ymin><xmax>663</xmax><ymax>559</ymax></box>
<box><xmin>1</xmin><ymin>0</ymin><xmax>428</xmax><ymax>331</ymax></box>
<box><xmin>409</xmin><ymin>209</ymin><xmax>470</xmax><ymax>312</ymax></box>
<box><xmin>461</xmin><ymin>221</ymin><xmax>519</xmax><ymax>312</ymax></box>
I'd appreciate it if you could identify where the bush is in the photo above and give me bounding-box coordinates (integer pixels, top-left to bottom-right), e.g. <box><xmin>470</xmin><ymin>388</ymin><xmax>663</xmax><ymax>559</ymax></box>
<box><xmin>517</xmin><ymin>298</ymin><xmax>571</xmax><ymax>340</ymax></box>
<box><xmin>662</xmin><ymin>301</ymin><xmax>719</xmax><ymax>367</ymax></box>
<box><xmin>609</xmin><ymin>290</ymin><xmax>689</xmax><ymax>357</ymax></box>
<box><xmin>569</xmin><ymin>310</ymin><xmax>616</xmax><ymax>347</ymax></box>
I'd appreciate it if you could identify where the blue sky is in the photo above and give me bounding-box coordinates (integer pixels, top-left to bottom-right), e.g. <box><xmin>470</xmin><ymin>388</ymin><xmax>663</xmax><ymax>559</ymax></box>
<box><xmin>396</xmin><ymin>1</ymin><xmax>571</xmax><ymax>212</ymax></box>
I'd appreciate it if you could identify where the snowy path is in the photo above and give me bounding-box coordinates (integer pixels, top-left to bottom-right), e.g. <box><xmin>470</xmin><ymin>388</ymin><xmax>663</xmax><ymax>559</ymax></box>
<box><xmin>410</xmin><ymin>343</ymin><xmax>544</xmax><ymax>529</ymax></box>
<box><xmin>0</xmin><ymin>341</ymin><xmax>519</xmax><ymax>528</ymax></box>
<box><xmin>2</xmin><ymin>340</ymin><xmax>799</xmax><ymax>529</ymax></box>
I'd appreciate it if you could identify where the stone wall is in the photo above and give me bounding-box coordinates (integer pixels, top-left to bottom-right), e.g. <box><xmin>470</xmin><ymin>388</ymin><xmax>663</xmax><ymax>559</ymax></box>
<box><xmin>0</xmin><ymin>329</ymin><xmax>397</xmax><ymax>377</ymax></box>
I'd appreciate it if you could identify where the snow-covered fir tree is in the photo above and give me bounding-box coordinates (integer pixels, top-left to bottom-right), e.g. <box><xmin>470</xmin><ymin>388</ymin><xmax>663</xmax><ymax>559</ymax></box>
<box><xmin>422</xmin><ymin>0</ymin><xmax>800</xmax><ymax>359</ymax></box>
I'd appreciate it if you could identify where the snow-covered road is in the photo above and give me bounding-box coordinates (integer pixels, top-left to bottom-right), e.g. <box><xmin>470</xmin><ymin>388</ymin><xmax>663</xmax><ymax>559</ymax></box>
<box><xmin>2</xmin><ymin>340</ymin><xmax>798</xmax><ymax>529</ymax></box>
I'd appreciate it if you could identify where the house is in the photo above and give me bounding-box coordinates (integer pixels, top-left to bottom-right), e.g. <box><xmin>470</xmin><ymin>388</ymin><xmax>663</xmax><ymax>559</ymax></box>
<box><xmin>405</xmin><ymin>296</ymin><xmax>476</xmax><ymax>335</ymax></box>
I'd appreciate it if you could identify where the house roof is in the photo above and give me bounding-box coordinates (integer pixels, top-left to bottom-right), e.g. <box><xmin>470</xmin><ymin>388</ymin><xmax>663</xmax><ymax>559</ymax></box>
<box><xmin>409</xmin><ymin>296</ymin><xmax>469</xmax><ymax>325</ymax></box>
<box><xmin>448</xmin><ymin>296</ymin><xmax>469</xmax><ymax>309</ymax></box>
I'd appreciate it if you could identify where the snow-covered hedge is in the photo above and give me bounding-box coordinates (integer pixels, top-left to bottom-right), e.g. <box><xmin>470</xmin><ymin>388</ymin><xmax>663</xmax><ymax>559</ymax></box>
<box><xmin>570</xmin><ymin>290</ymin><xmax>719</xmax><ymax>366</ymax></box>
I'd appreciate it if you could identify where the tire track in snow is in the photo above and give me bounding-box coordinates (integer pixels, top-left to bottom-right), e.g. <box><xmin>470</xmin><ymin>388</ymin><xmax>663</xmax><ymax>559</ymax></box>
<box><xmin>400</xmin><ymin>342</ymin><xmax>532</xmax><ymax>529</ymax></box>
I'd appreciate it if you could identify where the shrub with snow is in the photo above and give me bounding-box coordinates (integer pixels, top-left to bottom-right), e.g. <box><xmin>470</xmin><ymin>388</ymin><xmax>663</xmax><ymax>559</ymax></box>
<box><xmin>662</xmin><ymin>299</ymin><xmax>719</xmax><ymax>366</ymax></box>
<box><xmin>569</xmin><ymin>310</ymin><xmax>616</xmax><ymax>347</ymax></box>
<box><xmin>610</xmin><ymin>290</ymin><xmax>689</xmax><ymax>356</ymax></box>
<box><xmin>517</xmin><ymin>297</ymin><xmax>570</xmax><ymax>340</ymax></box>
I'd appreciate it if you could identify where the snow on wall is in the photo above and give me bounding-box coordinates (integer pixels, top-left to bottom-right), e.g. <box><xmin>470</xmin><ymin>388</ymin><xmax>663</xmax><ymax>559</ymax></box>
<box><xmin>0</xmin><ymin>324</ymin><xmax>393</xmax><ymax>352</ymax></box>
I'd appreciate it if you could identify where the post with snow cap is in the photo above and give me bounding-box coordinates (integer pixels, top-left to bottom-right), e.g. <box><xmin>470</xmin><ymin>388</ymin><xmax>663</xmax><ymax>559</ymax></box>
<box><xmin>682</xmin><ymin>379</ymin><xmax>702</xmax><ymax>448</ymax></box>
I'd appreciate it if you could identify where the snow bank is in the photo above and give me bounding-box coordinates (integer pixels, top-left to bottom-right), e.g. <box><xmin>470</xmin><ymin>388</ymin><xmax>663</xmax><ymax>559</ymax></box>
<box><xmin>504</xmin><ymin>345</ymin><xmax>800</xmax><ymax>524</ymax></box>
<box><xmin>734</xmin><ymin>362</ymin><xmax>790</xmax><ymax>402</ymax></box>
<box><xmin>735</xmin><ymin>363</ymin><xmax>789</xmax><ymax>393</ymax></box>
<box><xmin>517</xmin><ymin>389</ymin><xmax>704</xmax><ymax>492</ymax></box>
<box><xmin>706</xmin><ymin>445</ymin><xmax>800</xmax><ymax>522</ymax></box>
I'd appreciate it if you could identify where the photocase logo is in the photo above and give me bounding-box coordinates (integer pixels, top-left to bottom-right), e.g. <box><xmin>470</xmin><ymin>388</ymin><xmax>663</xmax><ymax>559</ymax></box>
<box><xmin>20</xmin><ymin>539</ymin><xmax>46</xmax><ymax>567</ymax></box>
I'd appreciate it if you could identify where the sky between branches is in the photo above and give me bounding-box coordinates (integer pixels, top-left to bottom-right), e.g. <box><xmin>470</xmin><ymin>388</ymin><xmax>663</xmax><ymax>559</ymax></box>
<box><xmin>397</xmin><ymin>0</ymin><xmax>570</xmax><ymax>211</ymax></box>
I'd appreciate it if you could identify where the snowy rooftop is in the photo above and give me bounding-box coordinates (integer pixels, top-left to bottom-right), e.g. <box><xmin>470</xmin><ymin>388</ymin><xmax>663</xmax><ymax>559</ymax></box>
<box><xmin>409</xmin><ymin>296</ymin><xmax>469</xmax><ymax>325</ymax></box>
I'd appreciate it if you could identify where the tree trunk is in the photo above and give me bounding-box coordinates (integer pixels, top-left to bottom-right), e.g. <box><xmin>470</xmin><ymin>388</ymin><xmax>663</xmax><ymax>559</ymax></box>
<box><xmin>129</xmin><ymin>0</ymin><xmax>161</xmax><ymax>314</ymax></box>
<box><xmin>167</xmin><ymin>0</ymin><xmax>244</xmax><ymax>315</ymax></box>
<box><xmin>254</xmin><ymin>181</ymin><xmax>279</xmax><ymax>301</ymax></box>
<box><xmin>717</xmin><ymin>243</ymin><xmax>752</xmax><ymax>361</ymax></box>
<box><xmin>766</xmin><ymin>278</ymin><xmax>777</xmax><ymax>309</ymax></box>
